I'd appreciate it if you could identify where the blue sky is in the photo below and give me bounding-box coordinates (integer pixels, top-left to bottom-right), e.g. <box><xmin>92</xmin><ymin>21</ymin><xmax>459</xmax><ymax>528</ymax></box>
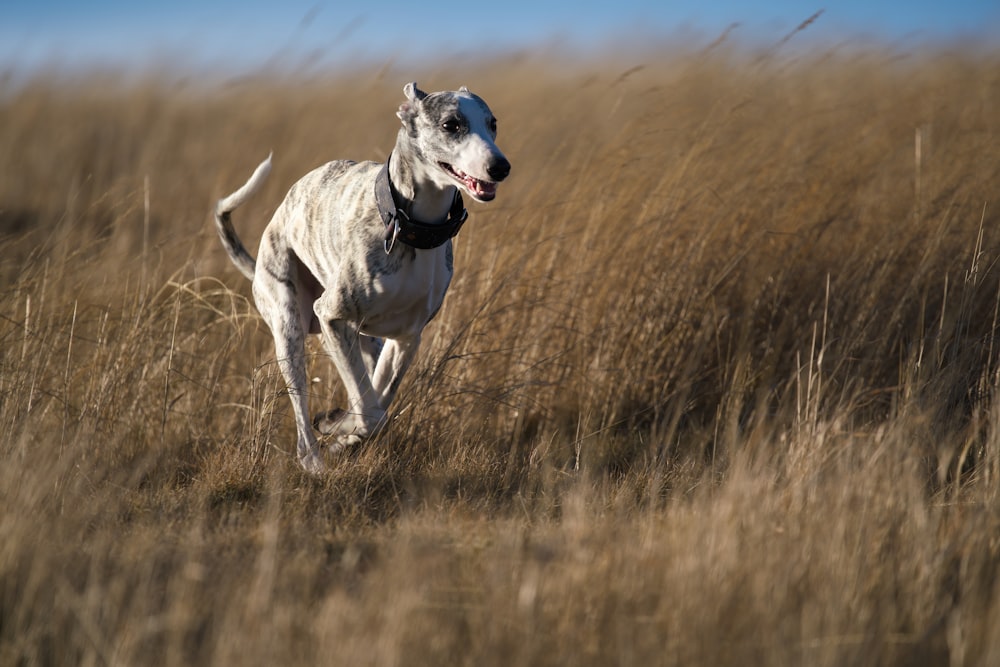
<box><xmin>3</xmin><ymin>1</ymin><xmax>999</xmax><ymax>75</ymax></box>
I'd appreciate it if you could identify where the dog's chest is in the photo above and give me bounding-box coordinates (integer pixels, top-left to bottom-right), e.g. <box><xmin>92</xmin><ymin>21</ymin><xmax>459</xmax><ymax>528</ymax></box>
<box><xmin>358</xmin><ymin>246</ymin><xmax>452</xmax><ymax>338</ymax></box>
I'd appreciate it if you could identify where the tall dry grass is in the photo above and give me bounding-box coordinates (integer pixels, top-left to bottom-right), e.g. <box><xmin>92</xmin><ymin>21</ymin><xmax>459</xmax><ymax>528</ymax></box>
<box><xmin>2</xmin><ymin>43</ymin><xmax>1000</xmax><ymax>665</ymax></box>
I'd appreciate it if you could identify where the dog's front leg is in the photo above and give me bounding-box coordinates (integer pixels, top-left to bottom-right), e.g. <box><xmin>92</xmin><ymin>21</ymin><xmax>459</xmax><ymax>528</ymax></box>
<box><xmin>370</xmin><ymin>336</ymin><xmax>421</xmax><ymax>411</ymax></box>
<box><xmin>313</xmin><ymin>293</ymin><xmax>387</xmax><ymax>448</ymax></box>
<box><xmin>358</xmin><ymin>334</ymin><xmax>384</xmax><ymax>379</ymax></box>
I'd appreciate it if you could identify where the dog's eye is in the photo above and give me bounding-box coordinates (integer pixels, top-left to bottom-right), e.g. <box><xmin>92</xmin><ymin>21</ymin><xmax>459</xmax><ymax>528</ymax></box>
<box><xmin>441</xmin><ymin>119</ymin><xmax>461</xmax><ymax>134</ymax></box>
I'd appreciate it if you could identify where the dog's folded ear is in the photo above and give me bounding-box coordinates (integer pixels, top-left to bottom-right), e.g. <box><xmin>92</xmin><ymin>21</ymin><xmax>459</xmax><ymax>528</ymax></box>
<box><xmin>397</xmin><ymin>82</ymin><xmax>428</xmax><ymax>124</ymax></box>
<box><xmin>403</xmin><ymin>82</ymin><xmax>427</xmax><ymax>102</ymax></box>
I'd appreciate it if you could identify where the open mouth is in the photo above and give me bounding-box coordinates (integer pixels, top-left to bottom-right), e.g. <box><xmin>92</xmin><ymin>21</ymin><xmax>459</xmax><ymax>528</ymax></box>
<box><xmin>439</xmin><ymin>162</ymin><xmax>497</xmax><ymax>201</ymax></box>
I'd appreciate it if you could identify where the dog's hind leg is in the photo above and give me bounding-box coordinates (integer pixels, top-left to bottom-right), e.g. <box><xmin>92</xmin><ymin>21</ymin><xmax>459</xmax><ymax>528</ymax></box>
<box><xmin>252</xmin><ymin>240</ymin><xmax>324</xmax><ymax>473</ymax></box>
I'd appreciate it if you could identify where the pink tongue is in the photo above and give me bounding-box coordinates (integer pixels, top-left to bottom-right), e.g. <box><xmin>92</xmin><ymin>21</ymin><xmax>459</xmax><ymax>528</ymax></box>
<box><xmin>453</xmin><ymin>166</ymin><xmax>496</xmax><ymax>196</ymax></box>
<box><xmin>475</xmin><ymin>180</ymin><xmax>497</xmax><ymax>196</ymax></box>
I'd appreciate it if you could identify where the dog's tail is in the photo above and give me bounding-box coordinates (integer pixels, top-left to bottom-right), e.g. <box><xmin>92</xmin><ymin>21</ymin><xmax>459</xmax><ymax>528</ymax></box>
<box><xmin>214</xmin><ymin>153</ymin><xmax>272</xmax><ymax>281</ymax></box>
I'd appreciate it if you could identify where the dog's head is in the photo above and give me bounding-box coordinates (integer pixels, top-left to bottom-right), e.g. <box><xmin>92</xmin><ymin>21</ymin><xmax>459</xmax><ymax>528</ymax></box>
<box><xmin>396</xmin><ymin>82</ymin><xmax>510</xmax><ymax>203</ymax></box>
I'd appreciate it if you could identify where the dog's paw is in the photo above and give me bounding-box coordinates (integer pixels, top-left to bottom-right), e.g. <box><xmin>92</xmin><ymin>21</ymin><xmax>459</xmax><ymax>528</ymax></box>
<box><xmin>298</xmin><ymin>450</ymin><xmax>325</xmax><ymax>475</ymax></box>
<box><xmin>328</xmin><ymin>433</ymin><xmax>364</xmax><ymax>455</ymax></box>
<box><xmin>313</xmin><ymin>408</ymin><xmax>348</xmax><ymax>435</ymax></box>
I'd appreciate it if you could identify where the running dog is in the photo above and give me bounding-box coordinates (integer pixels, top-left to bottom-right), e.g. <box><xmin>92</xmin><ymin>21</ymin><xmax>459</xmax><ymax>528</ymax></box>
<box><xmin>214</xmin><ymin>83</ymin><xmax>510</xmax><ymax>473</ymax></box>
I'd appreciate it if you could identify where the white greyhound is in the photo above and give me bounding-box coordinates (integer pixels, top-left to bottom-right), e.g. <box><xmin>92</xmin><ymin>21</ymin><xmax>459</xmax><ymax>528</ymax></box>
<box><xmin>214</xmin><ymin>83</ymin><xmax>510</xmax><ymax>473</ymax></box>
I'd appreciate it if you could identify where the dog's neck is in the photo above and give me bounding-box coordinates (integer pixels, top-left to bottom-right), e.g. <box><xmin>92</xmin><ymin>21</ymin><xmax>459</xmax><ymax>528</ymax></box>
<box><xmin>389</xmin><ymin>135</ymin><xmax>458</xmax><ymax>224</ymax></box>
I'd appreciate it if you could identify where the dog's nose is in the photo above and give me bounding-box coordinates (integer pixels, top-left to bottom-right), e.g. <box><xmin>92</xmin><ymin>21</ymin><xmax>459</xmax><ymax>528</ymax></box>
<box><xmin>488</xmin><ymin>157</ymin><xmax>511</xmax><ymax>182</ymax></box>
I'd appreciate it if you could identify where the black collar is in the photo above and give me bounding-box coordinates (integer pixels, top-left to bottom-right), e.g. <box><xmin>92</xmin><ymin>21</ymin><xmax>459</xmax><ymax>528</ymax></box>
<box><xmin>375</xmin><ymin>157</ymin><xmax>468</xmax><ymax>253</ymax></box>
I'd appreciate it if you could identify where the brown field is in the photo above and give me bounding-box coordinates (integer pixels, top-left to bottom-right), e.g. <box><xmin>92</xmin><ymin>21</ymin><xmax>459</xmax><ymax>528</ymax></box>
<box><xmin>2</xmin><ymin>41</ymin><xmax>1000</xmax><ymax>666</ymax></box>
